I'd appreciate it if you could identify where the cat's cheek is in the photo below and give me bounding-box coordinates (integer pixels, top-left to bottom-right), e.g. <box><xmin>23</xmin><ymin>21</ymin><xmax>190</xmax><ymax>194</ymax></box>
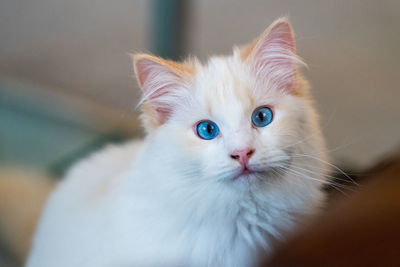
<box><xmin>181</xmin><ymin>128</ymin><xmax>211</xmax><ymax>156</ymax></box>
<box><xmin>255</xmin><ymin>123</ymin><xmax>285</xmax><ymax>158</ymax></box>
<box><xmin>184</xmin><ymin>128</ymin><xmax>224</xmax><ymax>165</ymax></box>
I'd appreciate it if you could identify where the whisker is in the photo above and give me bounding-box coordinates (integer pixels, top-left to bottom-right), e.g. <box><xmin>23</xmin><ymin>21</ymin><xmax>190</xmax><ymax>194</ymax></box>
<box><xmin>291</xmin><ymin>153</ymin><xmax>359</xmax><ymax>186</ymax></box>
<box><xmin>289</xmin><ymin>163</ymin><xmax>358</xmax><ymax>186</ymax></box>
<box><xmin>276</xmin><ymin>165</ymin><xmax>351</xmax><ymax>196</ymax></box>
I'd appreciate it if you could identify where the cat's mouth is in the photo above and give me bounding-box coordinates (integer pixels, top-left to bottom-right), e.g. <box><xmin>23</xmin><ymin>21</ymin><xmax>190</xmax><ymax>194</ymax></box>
<box><xmin>236</xmin><ymin>167</ymin><xmax>253</xmax><ymax>177</ymax></box>
<box><xmin>231</xmin><ymin>157</ymin><xmax>293</xmax><ymax>182</ymax></box>
<box><xmin>231</xmin><ymin>166</ymin><xmax>263</xmax><ymax>181</ymax></box>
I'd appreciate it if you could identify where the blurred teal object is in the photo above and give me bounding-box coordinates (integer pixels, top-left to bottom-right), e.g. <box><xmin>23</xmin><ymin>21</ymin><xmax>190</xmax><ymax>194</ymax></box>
<box><xmin>152</xmin><ymin>0</ymin><xmax>188</xmax><ymax>60</ymax></box>
<box><xmin>0</xmin><ymin>84</ymin><xmax>131</xmax><ymax>177</ymax></box>
<box><xmin>49</xmin><ymin>132</ymin><xmax>126</xmax><ymax>177</ymax></box>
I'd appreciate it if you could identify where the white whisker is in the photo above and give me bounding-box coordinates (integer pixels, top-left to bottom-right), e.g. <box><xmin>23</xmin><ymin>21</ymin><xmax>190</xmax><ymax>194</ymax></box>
<box><xmin>276</xmin><ymin>165</ymin><xmax>351</xmax><ymax>196</ymax></box>
<box><xmin>289</xmin><ymin>163</ymin><xmax>358</xmax><ymax>187</ymax></box>
<box><xmin>291</xmin><ymin>153</ymin><xmax>359</xmax><ymax>186</ymax></box>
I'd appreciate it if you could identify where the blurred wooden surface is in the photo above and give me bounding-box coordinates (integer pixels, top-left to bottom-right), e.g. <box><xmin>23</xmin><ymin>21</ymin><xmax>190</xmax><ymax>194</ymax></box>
<box><xmin>264</xmin><ymin>155</ymin><xmax>400</xmax><ymax>267</ymax></box>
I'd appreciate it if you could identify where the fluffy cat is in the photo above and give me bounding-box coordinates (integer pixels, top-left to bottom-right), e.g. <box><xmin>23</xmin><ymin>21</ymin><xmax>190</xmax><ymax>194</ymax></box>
<box><xmin>26</xmin><ymin>18</ymin><xmax>329</xmax><ymax>267</ymax></box>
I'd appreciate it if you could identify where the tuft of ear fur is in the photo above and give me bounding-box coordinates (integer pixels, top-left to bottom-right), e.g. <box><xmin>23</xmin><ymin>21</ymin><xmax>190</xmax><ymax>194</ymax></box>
<box><xmin>240</xmin><ymin>18</ymin><xmax>305</xmax><ymax>94</ymax></box>
<box><xmin>132</xmin><ymin>54</ymin><xmax>195</xmax><ymax>132</ymax></box>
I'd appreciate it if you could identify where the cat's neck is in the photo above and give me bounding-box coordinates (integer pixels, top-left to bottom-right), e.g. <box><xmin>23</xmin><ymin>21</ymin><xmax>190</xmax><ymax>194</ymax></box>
<box><xmin>125</xmin><ymin>146</ymin><xmax>295</xmax><ymax>248</ymax></box>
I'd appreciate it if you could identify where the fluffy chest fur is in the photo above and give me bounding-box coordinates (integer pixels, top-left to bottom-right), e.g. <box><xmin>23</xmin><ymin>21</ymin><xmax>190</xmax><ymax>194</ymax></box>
<box><xmin>27</xmin><ymin>18</ymin><xmax>328</xmax><ymax>267</ymax></box>
<box><xmin>28</xmin><ymin>138</ymin><xmax>325</xmax><ymax>267</ymax></box>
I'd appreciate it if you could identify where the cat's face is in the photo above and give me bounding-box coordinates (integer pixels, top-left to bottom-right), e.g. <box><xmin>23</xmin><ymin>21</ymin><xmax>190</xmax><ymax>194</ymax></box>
<box><xmin>134</xmin><ymin>18</ymin><xmax>323</xmax><ymax>190</ymax></box>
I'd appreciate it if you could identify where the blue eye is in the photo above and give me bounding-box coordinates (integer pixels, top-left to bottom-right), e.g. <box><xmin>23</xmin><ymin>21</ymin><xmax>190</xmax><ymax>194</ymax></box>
<box><xmin>251</xmin><ymin>107</ymin><xmax>273</xmax><ymax>127</ymax></box>
<box><xmin>196</xmin><ymin>120</ymin><xmax>219</xmax><ymax>140</ymax></box>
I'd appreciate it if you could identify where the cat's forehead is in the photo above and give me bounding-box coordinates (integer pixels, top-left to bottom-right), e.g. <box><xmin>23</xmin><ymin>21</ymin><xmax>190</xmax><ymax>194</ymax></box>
<box><xmin>193</xmin><ymin>56</ymin><xmax>255</xmax><ymax>121</ymax></box>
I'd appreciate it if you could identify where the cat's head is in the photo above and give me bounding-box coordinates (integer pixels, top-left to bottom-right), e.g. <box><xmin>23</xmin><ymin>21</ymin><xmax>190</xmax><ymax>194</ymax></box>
<box><xmin>133</xmin><ymin>18</ymin><xmax>325</xmax><ymax>190</ymax></box>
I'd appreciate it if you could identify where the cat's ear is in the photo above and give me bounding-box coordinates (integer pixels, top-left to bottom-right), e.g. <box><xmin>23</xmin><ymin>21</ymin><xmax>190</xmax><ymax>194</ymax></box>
<box><xmin>133</xmin><ymin>54</ymin><xmax>194</xmax><ymax>131</ymax></box>
<box><xmin>241</xmin><ymin>18</ymin><xmax>303</xmax><ymax>93</ymax></box>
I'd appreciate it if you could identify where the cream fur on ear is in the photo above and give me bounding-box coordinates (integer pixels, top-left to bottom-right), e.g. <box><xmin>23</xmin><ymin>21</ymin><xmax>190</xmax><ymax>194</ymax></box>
<box><xmin>241</xmin><ymin>18</ymin><xmax>305</xmax><ymax>93</ymax></box>
<box><xmin>133</xmin><ymin>54</ymin><xmax>196</xmax><ymax>132</ymax></box>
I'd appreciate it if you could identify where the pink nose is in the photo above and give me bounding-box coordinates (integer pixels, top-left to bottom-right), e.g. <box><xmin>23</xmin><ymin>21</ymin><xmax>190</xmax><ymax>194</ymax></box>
<box><xmin>230</xmin><ymin>148</ymin><xmax>255</xmax><ymax>168</ymax></box>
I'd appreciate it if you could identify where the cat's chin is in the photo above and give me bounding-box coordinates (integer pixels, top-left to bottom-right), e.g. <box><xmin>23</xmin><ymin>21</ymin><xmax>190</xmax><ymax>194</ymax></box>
<box><xmin>229</xmin><ymin>162</ymin><xmax>290</xmax><ymax>185</ymax></box>
<box><xmin>232</xmin><ymin>169</ymin><xmax>254</xmax><ymax>181</ymax></box>
<box><xmin>231</xmin><ymin>169</ymin><xmax>266</xmax><ymax>184</ymax></box>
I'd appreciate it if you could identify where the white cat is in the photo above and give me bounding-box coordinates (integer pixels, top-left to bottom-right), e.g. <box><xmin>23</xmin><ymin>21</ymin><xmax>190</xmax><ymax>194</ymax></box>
<box><xmin>26</xmin><ymin>18</ymin><xmax>329</xmax><ymax>267</ymax></box>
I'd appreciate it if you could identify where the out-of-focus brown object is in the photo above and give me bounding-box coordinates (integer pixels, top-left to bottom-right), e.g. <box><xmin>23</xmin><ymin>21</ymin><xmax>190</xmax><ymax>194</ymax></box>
<box><xmin>263</xmin><ymin>155</ymin><xmax>400</xmax><ymax>267</ymax></box>
<box><xmin>0</xmin><ymin>169</ymin><xmax>55</xmax><ymax>262</ymax></box>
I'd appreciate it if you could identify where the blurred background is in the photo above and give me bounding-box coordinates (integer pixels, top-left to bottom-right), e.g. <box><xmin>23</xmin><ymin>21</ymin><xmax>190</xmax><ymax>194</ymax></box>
<box><xmin>1</xmin><ymin>0</ymin><xmax>400</xmax><ymax>173</ymax></box>
<box><xmin>0</xmin><ymin>0</ymin><xmax>399</xmax><ymax>265</ymax></box>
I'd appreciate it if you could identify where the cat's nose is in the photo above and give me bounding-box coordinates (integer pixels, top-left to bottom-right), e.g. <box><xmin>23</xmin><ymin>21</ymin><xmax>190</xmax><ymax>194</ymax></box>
<box><xmin>230</xmin><ymin>148</ymin><xmax>255</xmax><ymax>168</ymax></box>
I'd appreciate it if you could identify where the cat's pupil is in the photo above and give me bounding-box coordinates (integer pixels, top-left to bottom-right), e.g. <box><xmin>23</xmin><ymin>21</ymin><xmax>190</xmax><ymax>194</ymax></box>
<box><xmin>258</xmin><ymin>111</ymin><xmax>265</xmax><ymax>121</ymax></box>
<box><xmin>207</xmin><ymin>124</ymin><xmax>212</xmax><ymax>133</ymax></box>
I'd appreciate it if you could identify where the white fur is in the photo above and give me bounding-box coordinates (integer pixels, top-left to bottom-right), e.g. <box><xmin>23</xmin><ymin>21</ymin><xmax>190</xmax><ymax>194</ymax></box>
<box><xmin>27</xmin><ymin>19</ymin><xmax>329</xmax><ymax>267</ymax></box>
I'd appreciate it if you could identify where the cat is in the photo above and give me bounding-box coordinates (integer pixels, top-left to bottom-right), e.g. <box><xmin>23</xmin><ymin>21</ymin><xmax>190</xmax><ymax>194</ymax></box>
<box><xmin>26</xmin><ymin>18</ymin><xmax>329</xmax><ymax>267</ymax></box>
